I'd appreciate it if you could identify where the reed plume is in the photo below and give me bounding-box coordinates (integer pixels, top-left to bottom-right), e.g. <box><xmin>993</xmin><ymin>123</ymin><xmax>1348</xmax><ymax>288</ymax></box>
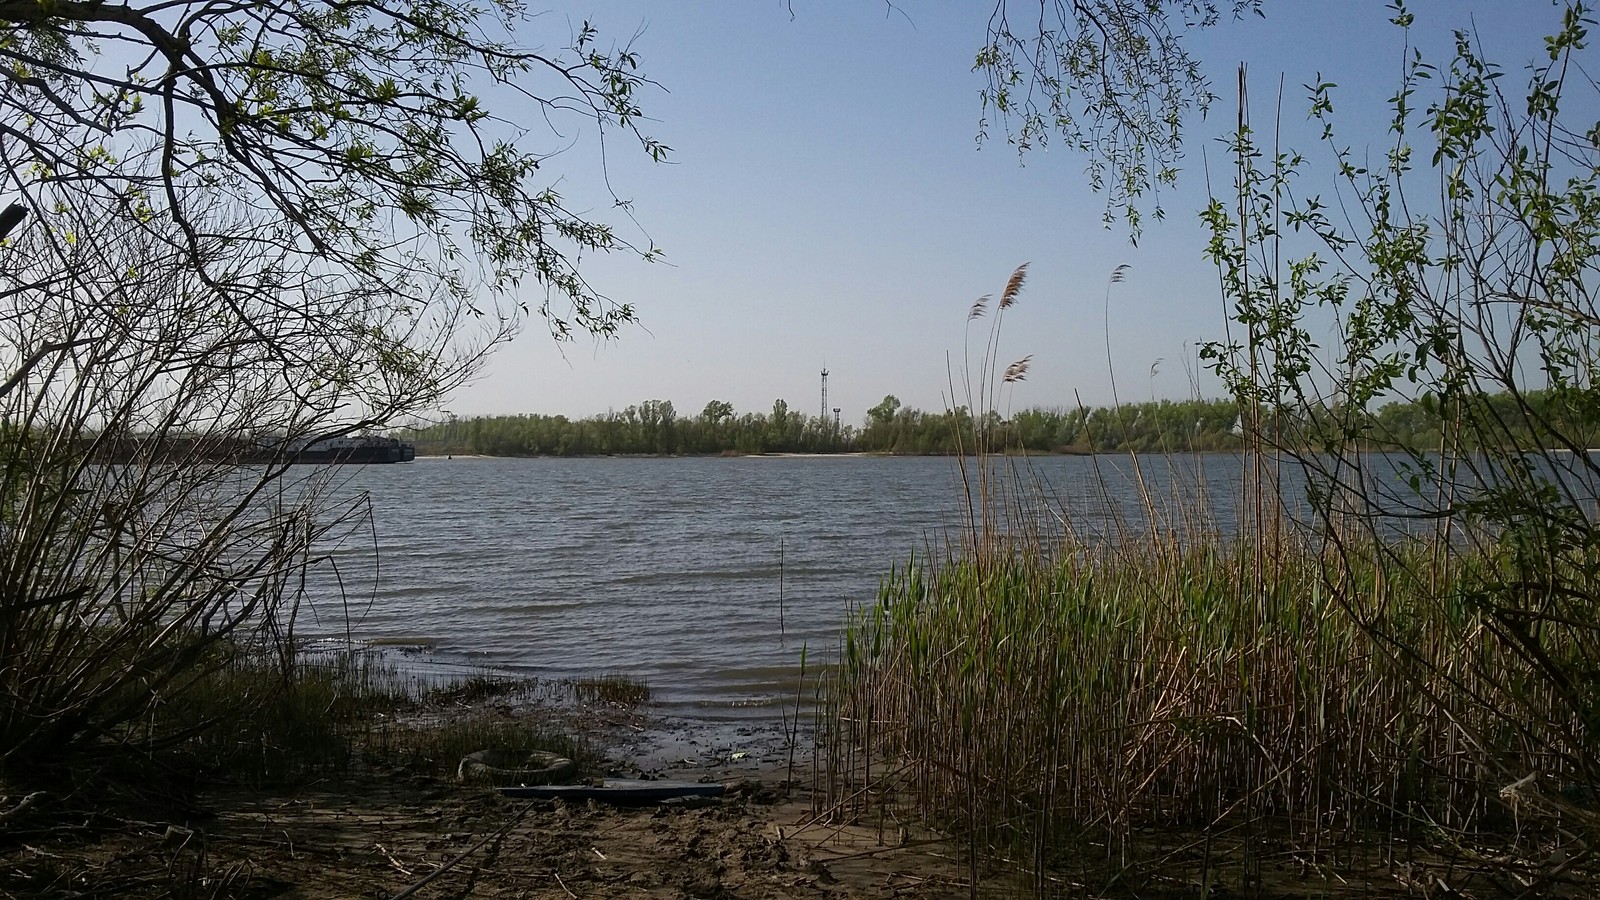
<box><xmin>998</xmin><ymin>263</ymin><xmax>1028</xmax><ymax>310</ymax></box>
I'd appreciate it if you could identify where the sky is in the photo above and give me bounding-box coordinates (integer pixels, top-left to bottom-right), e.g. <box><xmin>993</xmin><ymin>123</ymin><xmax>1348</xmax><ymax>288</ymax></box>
<box><xmin>443</xmin><ymin>1</ymin><xmax>1572</xmax><ymax>425</ymax></box>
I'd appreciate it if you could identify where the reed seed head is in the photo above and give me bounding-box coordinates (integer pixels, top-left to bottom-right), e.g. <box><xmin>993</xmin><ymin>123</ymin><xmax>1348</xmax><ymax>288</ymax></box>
<box><xmin>999</xmin><ymin>263</ymin><xmax>1028</xmax><ymax>310</ymax></box>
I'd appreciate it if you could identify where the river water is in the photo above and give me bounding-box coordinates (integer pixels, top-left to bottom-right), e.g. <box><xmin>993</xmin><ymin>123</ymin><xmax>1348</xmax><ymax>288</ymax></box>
<box><xmin>295</xmin><ymin>453</ymin><xmax>1269</xmax><ymax>717</ymax></box>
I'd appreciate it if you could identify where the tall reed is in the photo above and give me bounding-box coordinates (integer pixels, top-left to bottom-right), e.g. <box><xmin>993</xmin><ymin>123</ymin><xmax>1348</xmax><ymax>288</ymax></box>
<box><xmin>819</xmin><ymin>267</ymin><xmax>1600</xmax><ymax>895</ymax></box>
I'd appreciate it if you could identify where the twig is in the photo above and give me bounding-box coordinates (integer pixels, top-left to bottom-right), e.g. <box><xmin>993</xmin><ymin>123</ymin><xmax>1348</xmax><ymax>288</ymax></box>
<box><xmin>0</xmin><ymin>792</ymin><xmax>45</xmax><ymax>823</ymax></box>
<box><xmin>375</xmin><ymin>843</ymin><xmax>413</xmax><ymax>877</ymax></box>
<box><xmin>388</xmin><ymin>801</ymin><xmax>536</xmax><ymax>900</ymax></box>
<box><xmin>810</xmin><ymin>836</ymin><xmax>950</xmax><ymax>863</ymax></box>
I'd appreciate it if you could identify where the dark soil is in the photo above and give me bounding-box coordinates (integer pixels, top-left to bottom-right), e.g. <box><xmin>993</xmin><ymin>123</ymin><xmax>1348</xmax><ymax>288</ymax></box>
<box><xmin>1</xmin><ymin>701</ymin><xmax>1581</xmax><ymax>898</ymax></box>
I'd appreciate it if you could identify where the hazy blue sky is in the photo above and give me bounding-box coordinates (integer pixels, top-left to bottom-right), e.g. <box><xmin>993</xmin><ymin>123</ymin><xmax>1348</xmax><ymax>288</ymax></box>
<box><xmin>447</xmin><ymin>1</ymin><xmax>1568</xmax><ymax>424</ymax></box>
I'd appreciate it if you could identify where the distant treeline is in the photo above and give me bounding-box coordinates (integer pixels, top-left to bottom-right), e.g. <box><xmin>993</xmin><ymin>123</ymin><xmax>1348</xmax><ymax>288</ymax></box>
<box><xmin>407</xmin><ymin>396</ymin><xmax>1248</xmax><ymax>457</ymax></box>
<box><xmin>405</xmin><ymin>388</ymin><xmax>1600</xmax><ymax>458</ymax></box>
<box><xmin>1345</xmin><ymin>387</ymin><xmax>1600</xmax><ymax>451</ymax></box>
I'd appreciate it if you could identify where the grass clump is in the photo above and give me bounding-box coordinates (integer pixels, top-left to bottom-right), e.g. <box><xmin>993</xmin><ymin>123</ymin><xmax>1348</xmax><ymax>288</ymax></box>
<box><xmin>825</xmin><ymin>534</ymin><xmax>1596</xmax><ymax>891</ymax></box>
<box><xmin>570</xmin><ymin>674</ymin><xmax>651</xmax><ymax>707</ymax></box>
<box><xmin>105</xmin><ymin>649</ymin><xmax>596</xmax><ymax>791</ymax></box>
<box><xmin>372</xmin><ymin>716</ymin><xmax>596</xmax><ymax>779</ymax></box>
<box><xmin>151</xmin><ymin>648</ymin><xmax>416</xmax><ymax>786</ymax></box>
<box><xmin>426</xmin><ymin>673</ymin><xmax>537</xmax><ymax>706</ymax></box>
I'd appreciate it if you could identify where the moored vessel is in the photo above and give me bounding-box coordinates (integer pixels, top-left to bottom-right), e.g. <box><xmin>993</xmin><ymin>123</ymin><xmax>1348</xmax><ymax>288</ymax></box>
<box><xmin>286</xmin><ymin>434</ymin><xmax>415</xmax><ymax>464</ymax></box>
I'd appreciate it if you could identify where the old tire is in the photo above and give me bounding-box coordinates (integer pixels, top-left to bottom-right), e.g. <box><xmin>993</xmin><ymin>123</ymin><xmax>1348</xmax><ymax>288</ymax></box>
<box><xmin>457</xmin><ymin>749</ymin><xmax>576</xmax><ymax>786</ymax></box>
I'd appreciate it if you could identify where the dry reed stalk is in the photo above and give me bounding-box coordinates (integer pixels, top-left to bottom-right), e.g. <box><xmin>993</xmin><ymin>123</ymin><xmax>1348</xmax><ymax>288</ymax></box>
<box><xmin>820</xmin><ymin>260</ymin><xmax>1600</xmax><ymax>894</ymax></box>
<box><xmin>827</xmin><ymin>467</ymin><xmax>1585</xmax><ymax>890</ymax></box>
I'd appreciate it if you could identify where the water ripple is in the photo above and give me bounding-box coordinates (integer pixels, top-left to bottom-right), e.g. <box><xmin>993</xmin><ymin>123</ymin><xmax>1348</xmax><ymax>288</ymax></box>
<box><xmin>297</xmin><ymin>454</ymin><xmax>1252</xmax><ymax>713</ymax></box>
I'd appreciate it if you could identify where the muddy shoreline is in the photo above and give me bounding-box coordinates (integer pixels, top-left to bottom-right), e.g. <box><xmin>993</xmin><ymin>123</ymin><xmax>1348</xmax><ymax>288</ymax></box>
<box><xmin>0</xmin><ymin>699</ymin><xmax>968</xmax><ymax>899</ymax></box>
<box><xmin>2</xmin><ymin>696</ymin><xmax>1526</xmax><ymax>898</ymax></box>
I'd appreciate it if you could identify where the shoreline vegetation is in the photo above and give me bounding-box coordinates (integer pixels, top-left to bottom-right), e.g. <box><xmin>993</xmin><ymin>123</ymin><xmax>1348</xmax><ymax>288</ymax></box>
<box><xmin>809</xmin><ymin>259</ymin><xmax>1600</xmax><ymax>895</ymax></box>
<box><xmin>402</xmin><ymin>388</ymin><xmax>1600</xmax><ymax>459</ymax></box>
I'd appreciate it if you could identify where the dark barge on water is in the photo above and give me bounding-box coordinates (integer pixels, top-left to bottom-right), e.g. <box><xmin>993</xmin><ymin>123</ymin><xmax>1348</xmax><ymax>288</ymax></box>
<box><xmin>283</xmin><ymin>434</ymin><xmax>416</xmax><ymax>464</ymax></box>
